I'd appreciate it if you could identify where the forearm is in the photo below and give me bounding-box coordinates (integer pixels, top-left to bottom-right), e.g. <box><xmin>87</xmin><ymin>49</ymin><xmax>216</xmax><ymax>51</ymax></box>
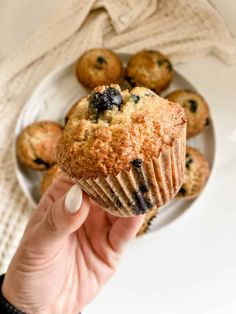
<box><xmin>1</xmin><ymin>274</ymin><xmax>82</xmax><ymax>314</ymax></box>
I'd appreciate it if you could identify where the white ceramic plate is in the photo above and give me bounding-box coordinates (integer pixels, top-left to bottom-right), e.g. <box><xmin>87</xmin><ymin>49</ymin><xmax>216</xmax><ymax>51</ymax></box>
<box><xmin>15</xmin><ymin>53</ymin><xmax>216</xmax><ymax>232</ymax></box>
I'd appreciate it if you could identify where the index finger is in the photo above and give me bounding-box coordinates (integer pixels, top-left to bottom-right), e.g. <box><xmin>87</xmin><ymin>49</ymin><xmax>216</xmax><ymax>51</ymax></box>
<box><xmin>40</xmin><ymin>176</ymin><xmax>74</xmax><ymax>209</ymax></box>
<box><xmin>29</xmin><ymin>176</ymin><xmax>74</xmax><ymax>228</ymax></box>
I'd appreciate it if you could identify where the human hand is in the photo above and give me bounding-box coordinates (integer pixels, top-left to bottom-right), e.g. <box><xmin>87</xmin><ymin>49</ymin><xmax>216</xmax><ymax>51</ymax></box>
<box><xmin>2</xmin><ymin>177</ymin><xmax>144</xmax><ymax>314</ymax></box>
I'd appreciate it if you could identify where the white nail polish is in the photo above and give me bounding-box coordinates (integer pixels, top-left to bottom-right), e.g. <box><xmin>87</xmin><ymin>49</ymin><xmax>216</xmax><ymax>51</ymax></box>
<box><xmin>65</xmin><ymin>185</ymin><xmax>83</xmax><ymax>213</ymax></box>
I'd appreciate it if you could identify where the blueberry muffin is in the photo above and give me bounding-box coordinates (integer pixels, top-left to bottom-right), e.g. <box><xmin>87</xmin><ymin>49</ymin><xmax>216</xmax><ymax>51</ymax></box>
<box><xmin>75</xmin><ymin>48</ymin><xmax>123</xmax><ymax>89</ymax></box>
<box><xmin>166</xmin><ymin>90</ymin><xmax>210</xmax><ymax>138</ymax></box>
<box><xmin>176</xmin><ymin>146</ymin><xmax>210</xmax><ymax>199</ymax></box>
<box><xmin>125</xmin><ymin>50</ymin><xmax>173</xmax><ymax>93</ymax></box>
<box><xmin>57</xmin><ymin>84</ymin><xmax>187</xmax><ymax>217</ymax></box>
<box><xmin>137</xmin><ymin>208</ymin><xmax>157</xmax><ymax>236</ymax></box>
<box><xmin>40</xmin><ymin>164</ymin><xmax>62</xmax><ymax>196</ymax></box>
<box><xmin>65</xmin><ymin>97</ymin><xmax>86</xmax><ymax>125</ymax></box>
<box><xmin>17</xmin><ymin>121</ymin><xmax>63</xmax><ymax>170</ymax></box>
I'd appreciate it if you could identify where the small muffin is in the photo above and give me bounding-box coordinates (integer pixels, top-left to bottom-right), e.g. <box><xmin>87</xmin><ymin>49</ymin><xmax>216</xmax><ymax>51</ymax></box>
<box><xmin>57</xmin><ymin>84</ymin><xmax>187</xmax><ymax>217</ymax></box>
<box><xmin>40</xmin><ymin>164</ymin><xmax>62</xmax><ymax>196</ymax></box>
<box><xmin>137</xmin><ymin>208</ymin><xmax>157</xmax><ymax>236</ymax></box>
<box><xmin>17</xmin><ymin>121</ymin><xmax>63</xmax><ymax>170</ymax></box>
<box><xmin>166</xmin><ymin>90</ymin><xmax>210</xmax><ymax>138</ymax></box>
<box><xmin>125</xmin><ymin>50</ymin><xmax>173</xmax><ymax>93</ymax></box>
<box><xmin>65</xmin><ymin>97</ymin><xmax>86</xmax><ymax>124</ymax></box>
<box><xmin>75</xmin><ymin>48</ymin><xmax>123</xmax><ymax>89</ymax></box>
<box><xmin>176</xmin><ymin>146</ymin><xmax>210</xmax><ymax>199</ymax></box>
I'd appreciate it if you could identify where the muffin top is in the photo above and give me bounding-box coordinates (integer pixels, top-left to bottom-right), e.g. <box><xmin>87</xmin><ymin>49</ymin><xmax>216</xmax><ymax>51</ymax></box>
<box><xmin>17</xmin><ymin>121</ymin><xmax>63</xmax><ymax>170</ymax></box>
<box><xmin>166</xmin><ymin>90</ymin><xmax>210</xmax><ymax>138</ymax></box>
<box><xmin>177</xmin><ymin>146</ymin><xmax>210</xmax><ymax>199</ymax></box>
<box><xmin>75</xmin><ymin>48</ymin><xmax>123</xmax><ymax>88</ymax></box>
<box><xmin>57</xmin><ymin>84</ymin><xmax>186</xmax><ymax>179</ymax></box>
<box><xmin>125</xmin><ymin>50</ymin><xmax>173</xmax><ymax>93</ymax></box>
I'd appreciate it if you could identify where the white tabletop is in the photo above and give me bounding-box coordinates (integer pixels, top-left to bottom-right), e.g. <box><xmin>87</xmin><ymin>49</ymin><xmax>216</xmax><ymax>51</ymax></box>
<box><xmin>0</xmin><ymin>1</ymin><xmax>236</xmax><ymax>313</ymax></box>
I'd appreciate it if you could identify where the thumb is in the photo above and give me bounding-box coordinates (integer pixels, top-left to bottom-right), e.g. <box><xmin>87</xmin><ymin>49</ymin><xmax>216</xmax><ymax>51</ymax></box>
<box><xmin>35</xmin><ymin>185</ymin><xmax>90</xmax><ymax>248</ymax></box>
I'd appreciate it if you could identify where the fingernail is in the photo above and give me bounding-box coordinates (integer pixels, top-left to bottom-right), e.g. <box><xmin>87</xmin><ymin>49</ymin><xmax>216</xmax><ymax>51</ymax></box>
<box><xmin>65</xmin><ymin>184</ymin><xmax>83</xmax><ymax>213</ymax></box>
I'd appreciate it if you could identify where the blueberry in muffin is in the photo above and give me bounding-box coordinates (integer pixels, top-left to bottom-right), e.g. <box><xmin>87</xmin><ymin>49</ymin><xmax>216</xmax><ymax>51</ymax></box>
<box><xmin>88</xmin><ymin>86</ymin><xmax>123</xmax><ymax>119</ymax></box>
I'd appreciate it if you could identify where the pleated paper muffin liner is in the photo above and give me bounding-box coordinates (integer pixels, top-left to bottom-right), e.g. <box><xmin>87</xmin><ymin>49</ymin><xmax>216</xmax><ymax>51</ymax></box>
<box><xmin>77</xmin><ymin>128</ymin><xmax>186</xmax><ymax>217</ymax></box>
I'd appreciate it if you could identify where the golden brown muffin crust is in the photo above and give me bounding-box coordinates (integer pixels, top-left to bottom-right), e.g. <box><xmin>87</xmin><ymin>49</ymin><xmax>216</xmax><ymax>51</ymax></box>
<box><xmin>75</xmin><ymin>48</ymin><xmax>123</xmax><ymax>88</ymax></box>
<box><xmin>57</xmin><ymin>84</ymin><xmax>186</xmax><ymax>179</ymax></box>
<box><xmin>125</xmin><ymin>50</ymin><xmax>173</xmax><ymax>93</ymax></box>
<box><xmin>177</xmin><ymin>146</ymin><xmax>210</xmax><ymax>199</ymax></box>
<box><xmin>17</xmin><ymin>121</ymin><xmax>63</xmax><ymax>170</ymax></box>
<box><xmin>166</xmin><ymin>90</ymin><xmax>210</xmax><ymax>138</ymax></box>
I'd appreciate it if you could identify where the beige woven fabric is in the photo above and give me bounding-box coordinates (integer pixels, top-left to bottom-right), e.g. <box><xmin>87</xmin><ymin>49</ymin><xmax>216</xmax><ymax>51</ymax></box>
<box><xmin>0</xmin><ymin>0</ymin><xmax>235</xmax><ymax>273</ymax></box>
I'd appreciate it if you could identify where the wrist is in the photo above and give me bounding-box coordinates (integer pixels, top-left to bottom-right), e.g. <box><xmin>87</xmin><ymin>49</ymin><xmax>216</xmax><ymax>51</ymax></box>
<box><xmin>0</xmin><ymin>274</ymin><xmax>26</xmax><ymax>313</ymax></box>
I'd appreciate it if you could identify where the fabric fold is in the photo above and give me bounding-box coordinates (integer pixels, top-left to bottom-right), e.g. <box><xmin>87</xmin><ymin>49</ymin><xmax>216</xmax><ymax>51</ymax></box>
<box><xmin>0</xmin><ymin>0</ymin><xmax>96</xmax><ymax>87</ymax></box>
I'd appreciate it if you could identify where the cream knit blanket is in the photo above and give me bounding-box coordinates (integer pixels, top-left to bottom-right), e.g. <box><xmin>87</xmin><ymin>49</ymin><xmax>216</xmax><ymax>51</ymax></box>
<box><xmin>0</xmin><ymin>0</ymin><xmax>235</xmax><ymax>273</ymax></box>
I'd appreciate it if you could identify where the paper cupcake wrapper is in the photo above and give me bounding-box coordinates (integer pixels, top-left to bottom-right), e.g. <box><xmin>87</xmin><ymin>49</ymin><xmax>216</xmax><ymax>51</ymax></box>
<box><xmin>77</xmin><ymin>128</ymin><xmax>186</xmax><ymax>217</ymax></box>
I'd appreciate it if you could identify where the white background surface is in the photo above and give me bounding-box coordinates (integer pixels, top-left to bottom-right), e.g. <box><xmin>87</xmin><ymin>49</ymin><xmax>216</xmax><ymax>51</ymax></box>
<box><xmin>0</xmin><ymin>1</ymin><xmax>236</xmax><ymax>313</ymax></box>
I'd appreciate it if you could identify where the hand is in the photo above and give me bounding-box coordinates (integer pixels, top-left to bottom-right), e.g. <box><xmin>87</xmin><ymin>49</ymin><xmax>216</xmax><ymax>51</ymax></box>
<box><xmin>2</xmin><ymin>177</ymin><xmax>144</xmax><ymax>314</ymax></box>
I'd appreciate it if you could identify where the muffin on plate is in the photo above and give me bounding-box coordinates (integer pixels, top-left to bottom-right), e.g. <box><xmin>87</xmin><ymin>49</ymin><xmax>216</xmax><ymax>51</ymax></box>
<box><xmin>176</xmin><ymin>146</ymin><xmax>210</xmax><ymax>199</ymax></box>
<box><xmin>57</xmin><ymin>84</ymin><xmax>187</xmax><ymax>217</ymax></box>
<box><xmin>65</xmin><ymin>97</ymin><xmax>86</xmax><ymax>125</ymax></box>
<box><xmin>125</xmin><ymin>50</ymin><xmax>173</xmax><ymax>93</ymax></box>
<box><xmin>16</xmin><ymin>121</ymin><xmax>63</xmax><ymax>170</ymax></box>
<box><xmin>166</xmin><ymin>90</ymin><xmax>210</xmax><ymax>138</ymax></box>
<box><xmin>137</xmin><ymin>208</ymin><xmax>157</xmax><ymax>236</ymax></box>
<box><xmin>75</xmin><ymin>48</ymin><xmax>123</xmax><ymax>89</ymax></box>
<box><xmin>40</xmin><ymin>164</ymin><xmax>62</xmax><ymax>196</ymax></box>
